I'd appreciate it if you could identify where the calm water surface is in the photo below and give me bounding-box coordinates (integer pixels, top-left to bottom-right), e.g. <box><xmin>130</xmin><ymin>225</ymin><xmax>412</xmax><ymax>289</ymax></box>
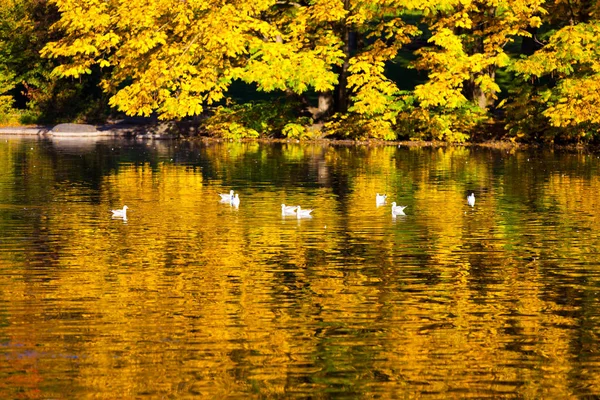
<box><xmin>1</xmin><ymin>137</ymin><xmax>600</xmax><ymax>398</ymax></box>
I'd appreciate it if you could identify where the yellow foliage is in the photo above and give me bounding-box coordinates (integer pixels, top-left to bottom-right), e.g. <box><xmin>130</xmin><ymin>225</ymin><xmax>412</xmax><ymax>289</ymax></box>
<box><xmin>414</xmin><ymin>0</ymin><xmax>545</xmax><ymax>114</ymax></box>
<box><xmin>43</xmin><ymin>0</ymin><xmax>343</xmax><ymax>119</ymax></box>
<box><xmin>513</xmin><ymin>21</ymin><xmax>600</xmax><ymax>129</ymax></box>
<box><xmin>35</xmin><ymin>0</ymin><xmax>596</xmax><ymax>140</ymax></box>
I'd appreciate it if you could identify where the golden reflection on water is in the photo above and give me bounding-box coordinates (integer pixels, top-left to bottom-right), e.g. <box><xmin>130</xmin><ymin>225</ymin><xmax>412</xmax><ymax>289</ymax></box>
<box><xmin>1</xmin><ymin>139</ymin><xmax>600</xmax><ymax>398</ymax></box>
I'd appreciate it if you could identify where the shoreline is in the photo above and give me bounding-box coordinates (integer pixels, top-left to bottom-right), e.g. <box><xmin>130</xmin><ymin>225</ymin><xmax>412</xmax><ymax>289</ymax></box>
<box><xmin>0</xmin><ymin>124</ymin><xmax>594</xmax><ymax>152</ymax></box>
<box><xmin>0</xmin><ymin>123</ymin><xmax>171</xmax><ymax>139</ymax></box>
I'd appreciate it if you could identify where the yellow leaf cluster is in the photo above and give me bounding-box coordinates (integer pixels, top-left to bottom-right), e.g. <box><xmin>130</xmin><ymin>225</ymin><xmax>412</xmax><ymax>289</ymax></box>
<box><xmin>414</xmin><ymin>0</ymin><xmax>545</xmax><ymax>112</ymax></box>
<box><xmin>43</xmin><ymin>0</ymin><xmax>353</xmax><ymax>118</ymax></box>
<box><xmin>513</xmin><ymin>21</ymin><xmax>600</xmax><ymax>128</ymax></box>
<box><xmin>44</xmin><ymin>0</ymin><xmax>279</xmax><ymax>118</ymax></box>
<box><xmin>544</xmin><ymin>75</ymin><xmax>600</xmax><ymax>127</ymax></box>
<box><xmin>38</xmin><ymin>0</ymin><xmax>596</xmax><ymax>140</ymax></box>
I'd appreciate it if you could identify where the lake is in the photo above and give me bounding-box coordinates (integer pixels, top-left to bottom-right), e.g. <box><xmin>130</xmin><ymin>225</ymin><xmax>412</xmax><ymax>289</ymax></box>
<box><xmin>1</xmin><ymin>137</ymin><xmax>600</xmax><ymax>398</ymax></box>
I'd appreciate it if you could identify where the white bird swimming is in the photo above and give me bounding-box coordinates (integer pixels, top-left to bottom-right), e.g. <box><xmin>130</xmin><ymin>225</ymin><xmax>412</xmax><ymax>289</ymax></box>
<box><xmin>219</xmin><ymin>190</ymin><xmax>234</xmax><ymax>202</ymax></box>
<box><xmin>281</xmin><ymin>204</ymin><xmax>297</xmax><ymax>215</ymax></box>
<box><xmin>376</xmin><ymin>193</ymin><xmax>387</xmax><ymax>206</ymax></box>
<box><xmin>391</xmin><ymin>202</ymin><xmax>407</xmax><ymax>216</ymax></box>
<box><xmin>296</xmin><ymin>206</ymin><xmax>313</xmax><ymax>218</ymax></box>
<box><xmin>111</xmin><ymin>205</ymin><xmax>128</xmax><ymax>219</ymax></box>
<box><xmin>230</xmin><ymin>193</ymin><xmax>240</xmax><ymax>207</ymax></box>
<box><xmin>467</xmin><ymin>193</ymin><xmax>475</xmax><ymax>207</ymax></box>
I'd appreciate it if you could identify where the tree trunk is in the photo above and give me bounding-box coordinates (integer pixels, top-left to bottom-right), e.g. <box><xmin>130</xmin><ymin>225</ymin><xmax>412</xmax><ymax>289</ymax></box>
<box><xmin>334</xmin><ymin>0</ymin><xmax>356</xmax><ymax>114</ymax></box>
<box><xmin>465</xmin><ymin>69</ymin><xmax>495</xmax><ymax>111</ymax></box>
<box><xmin>318</xmin><ymin>92</ymin><xmax>334</xmax><ymax>116</ymax></box>
<box><xmin>459</xmin><ymin>26</ymin><xmax>494</xmax><ymax>111</ymax></box>
<box><xmin>311</xmin><ymin>0</ymin><xmax>358</xmax><ymax>118</ymax></box>
<box><xmin>472</xmin><ymin>79</ymin><xmax>489</xmax><ymax>110</ymax></box>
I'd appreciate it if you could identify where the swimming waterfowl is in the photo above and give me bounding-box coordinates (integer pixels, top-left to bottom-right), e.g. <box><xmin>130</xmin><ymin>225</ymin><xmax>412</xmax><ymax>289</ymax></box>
<box><xmin>391</xmin><ymin>202</ymin><xmax>407</xmax><ymax>216</ymax></box>
<box><xmin>467</xmin><ymin>193</ymin><xmax>475</xmax><ymax>207</ymax></box>
<box><xmin>219</xmin><ymin>190</ymin><xmax>234</xmax><ymax>202</ymax></box>
<box><xmin>231</xmin><ymin>193</ymin><xmax>240</xmax><ymax>207</ymax></box>
<box><xmin>111</xmin><ymin>205</ymin><xmax>128</xmax><ymax>219</ymax></box>
<box><xmin>376</xmin><ymin>193</ymin><xmax>387</xmax><ymax>205</ymax></box>
<box><xmin>296</xmin><ymin>206</ymin><xmax>313</xmax><ymax>218</ymax></box>
<box><xmin>281</xmin><ymin>204</ymin><xmax>297</xmax><ymax>215</ymax></box>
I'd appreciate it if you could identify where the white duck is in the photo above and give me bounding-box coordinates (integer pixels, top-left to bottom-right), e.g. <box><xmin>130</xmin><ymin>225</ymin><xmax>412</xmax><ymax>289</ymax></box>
<box><xmin>296</xmin><ymin>206</ymin><xmax>313</xmax><ymax>219</ymax></box>
<box><xmin>219</xmin><ymin>190</ymin><xmax>234</xmax><ymax>202</ymax></box>
<box><xmin>230</xmin><ymin>193</ymin><xmax>240</xmax><ymax>207</ymax></box>
<box><xmin>376</xmin><ymin>193</ymin><xmax>387</xmax><ymax>206</ymax></box>
<box><xmin>111</xmin><ymin>205</ymin><xmax>128</xmax><ymax>219</ymax></box>
<box><xmin>467</xmin><ymin>193</ymin><xmax>475</xmax><ymax>207</ymax></box>
<box><xmin>391</xmin><ymin>202</ymin><xmax>407</xmax><ymax>216</ymax></box>
<box><xmin>281</xmin><ymin>204</ymin><xmax>297</xmax><ymax>216</ymax></box>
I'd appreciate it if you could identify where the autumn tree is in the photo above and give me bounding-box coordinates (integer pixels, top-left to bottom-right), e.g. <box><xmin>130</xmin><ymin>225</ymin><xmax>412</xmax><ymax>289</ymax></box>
<box><xmin>405</xmin><ymin>0</ymin><xmax>546</xmax><ymax>141</ymax></box>
<box><xmin>330</xmin><ymin>0</ymin><xmax>420</xmax><ymax>139</ymax></box>
<box><xmin>38</xmin><ymin>0</ymin><xmax>600</xmax><ymax>143</ymax></box>
<box><xmin>242</xmin><ymin>0</ymin><xmax>420</xmax><ymax>140</ymax></box>
<box><xmin>0</xmin><ymin>0</ymin><xmax>106</xmax><ymax>123</ymax></box>
<box><xmin>0</xmin><ymin>0</ymin><xmax>49</xmax><ymax>120</ymax></box>
<box><xmin>507</xmin><ymin>1</ymin><xmax>600</xmax><ymax>142</ymax></box>
<box><xmin>42</xmin><ymin>0</ymin><xmax>345</xmax><ymax>124</ymax></box>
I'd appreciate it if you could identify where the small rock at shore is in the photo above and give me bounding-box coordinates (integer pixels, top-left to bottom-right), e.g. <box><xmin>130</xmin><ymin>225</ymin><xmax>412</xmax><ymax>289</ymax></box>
<box><xmin>51</xmin><ymin>123</ymin><xmax>98</xmax><ymax>133</ymax></box>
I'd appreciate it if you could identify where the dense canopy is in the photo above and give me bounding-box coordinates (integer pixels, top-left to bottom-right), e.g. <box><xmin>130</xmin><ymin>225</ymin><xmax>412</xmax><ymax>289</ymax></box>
<box><xmin>1</xmin><ymin>0</ymin><xmax>599</xmax><ymax>142</ymax></box>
